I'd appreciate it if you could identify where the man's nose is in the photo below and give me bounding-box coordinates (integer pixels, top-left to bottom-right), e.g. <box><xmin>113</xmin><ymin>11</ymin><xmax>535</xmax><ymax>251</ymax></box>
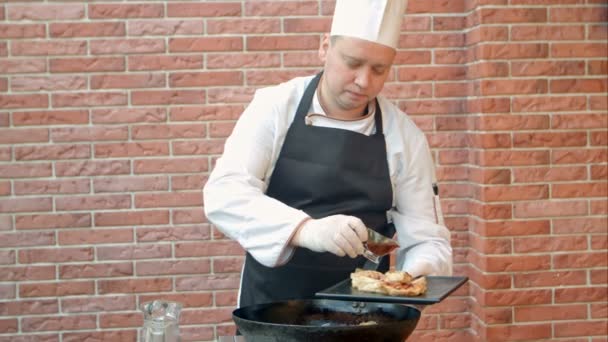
<box><xmin>354</xmin><ymin>68</ymin><xmax>371</xmax><ymax>89</ymax></box>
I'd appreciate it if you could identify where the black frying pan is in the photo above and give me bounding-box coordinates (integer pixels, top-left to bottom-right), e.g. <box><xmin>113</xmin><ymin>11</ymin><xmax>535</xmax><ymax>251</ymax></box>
<box><xmin>232</xmin><ymin>299</ymin><xmax>420</xmax><ymax>342</ymax></box>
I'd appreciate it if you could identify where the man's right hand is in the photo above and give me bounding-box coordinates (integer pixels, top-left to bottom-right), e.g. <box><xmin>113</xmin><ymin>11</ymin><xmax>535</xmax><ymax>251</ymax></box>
<box><xmin>291</xmin><ymin>215</ymin><xmax>368</xmax><ymax>258</ymax></box>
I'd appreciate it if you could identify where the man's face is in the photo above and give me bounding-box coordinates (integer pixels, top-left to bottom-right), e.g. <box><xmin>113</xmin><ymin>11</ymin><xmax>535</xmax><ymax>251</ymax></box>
<box><xmin>319</xmin><ymin>35</ymin><xmax>396</xmax><ymax>114</ymax></box>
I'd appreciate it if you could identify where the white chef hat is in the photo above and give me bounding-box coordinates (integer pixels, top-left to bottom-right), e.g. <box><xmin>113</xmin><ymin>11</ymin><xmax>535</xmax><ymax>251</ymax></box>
<box><xmin>330</xmin><ymin>0</ymin><xmax>407</xmax><ymax>50</ymax></box>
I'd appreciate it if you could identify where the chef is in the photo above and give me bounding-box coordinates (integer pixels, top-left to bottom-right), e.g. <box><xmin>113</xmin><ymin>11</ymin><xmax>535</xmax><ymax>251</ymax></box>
<box><xmin>203</xmin><ymin>0</ymin><xmax>452</xmax><ymax>308</ymax></box>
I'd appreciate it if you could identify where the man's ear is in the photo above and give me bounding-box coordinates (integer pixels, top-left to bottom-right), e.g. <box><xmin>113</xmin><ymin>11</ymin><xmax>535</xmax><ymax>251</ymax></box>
<box><xmin>318</xmin><ymin>33</ymin><xmax>330</xmax><ymax>62</ymax></box>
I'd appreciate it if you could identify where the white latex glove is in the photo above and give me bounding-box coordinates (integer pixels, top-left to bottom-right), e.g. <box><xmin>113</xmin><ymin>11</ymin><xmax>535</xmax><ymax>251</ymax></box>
<box><xmin>291</xmin><ymin>215</ymin><xmax>368</xmax><ymax>258</ymax></box>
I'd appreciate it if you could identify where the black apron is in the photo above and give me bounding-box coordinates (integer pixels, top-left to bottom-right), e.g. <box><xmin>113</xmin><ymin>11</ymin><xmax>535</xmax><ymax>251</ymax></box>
<box><xmin>239</xmin><ymin>72</ymin><xmax>395</xmax><ymax>307</ymax></box>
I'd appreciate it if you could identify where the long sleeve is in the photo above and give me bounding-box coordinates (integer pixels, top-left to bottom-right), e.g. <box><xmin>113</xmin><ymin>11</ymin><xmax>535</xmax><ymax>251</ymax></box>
<box><xmin>384</xmin><ymin>101</ymin><xmax>453</xmax><ymax>276</ymax></box>
<box><xmin>203</xmin><ymin>86</ymin><xmax>309</xmax><ymax>268</ymax></box>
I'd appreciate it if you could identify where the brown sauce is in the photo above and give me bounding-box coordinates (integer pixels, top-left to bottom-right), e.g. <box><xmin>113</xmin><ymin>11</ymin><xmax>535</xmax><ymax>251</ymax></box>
<box><xmin>366</xmin><ymin>242</ymin><xmax>398</xmax><ymax>256</ymax></box>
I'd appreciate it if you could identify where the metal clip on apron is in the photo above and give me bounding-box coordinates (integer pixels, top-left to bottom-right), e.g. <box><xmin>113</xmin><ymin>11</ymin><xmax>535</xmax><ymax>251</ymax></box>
<box><xmin>240</xmin><ymin>72</ymin><xmax>395</xmax><ymax>307</ymax></box>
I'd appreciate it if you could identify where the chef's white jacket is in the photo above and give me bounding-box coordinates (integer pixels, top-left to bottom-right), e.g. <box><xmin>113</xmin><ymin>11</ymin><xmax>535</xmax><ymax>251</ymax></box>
<box><xmin>203</xmin><ymin>75</ymin><xmax>453</xmax><ymax>277</ymax></box>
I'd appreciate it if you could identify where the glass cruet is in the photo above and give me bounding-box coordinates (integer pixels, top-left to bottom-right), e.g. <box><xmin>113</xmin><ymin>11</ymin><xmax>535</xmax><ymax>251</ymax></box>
<box><xmin>140</xmin><ymin>300</ymin><xmax>182</xmax><ymax>342</ymax></box>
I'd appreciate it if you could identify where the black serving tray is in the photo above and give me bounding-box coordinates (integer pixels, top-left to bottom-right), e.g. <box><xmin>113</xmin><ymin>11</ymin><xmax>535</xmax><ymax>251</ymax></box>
<box><xmin>315</xmin><ymin>276</ymin><xmax>468</xmax><ymax>305</ymax></box>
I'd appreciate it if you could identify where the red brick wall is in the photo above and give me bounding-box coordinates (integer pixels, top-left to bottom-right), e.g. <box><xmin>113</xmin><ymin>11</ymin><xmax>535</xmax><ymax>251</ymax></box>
<box><xmin>0</xmin><ymin>1</ymin><xmax>606</xmax><ymax>341</ymax></box>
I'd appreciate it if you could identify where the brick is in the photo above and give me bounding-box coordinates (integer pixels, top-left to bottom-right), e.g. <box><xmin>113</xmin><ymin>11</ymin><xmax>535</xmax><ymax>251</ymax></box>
<box><xmin>481</xmin><ymin>8</ymin><xmax>547</xmax><ymax>23</ymax></box>
<box><xmin>91</xmin><ymin>73</ymin><xmax>165</xmax><ymax>89</ymax></box>
<box><xmin>22</xmin><ymin>315</ymin><xmax>96</xmax><ymax>332</ymax></box>
<box><xmin>0</xmin><ymin>43</ymin><xmax>6</xmax><ymax>57</ymax></box>
<box><xmin>135</xmin><ymin>192</ymin><xmax>202</xmax><ymax>208</ymax></box>
<box><xmin>215</xmin><ymin>290</ymin><xmax>238</xmax><ymax>306</ymax></box>
<box><xmin>58</xmin><ymin>228</ymin><xmax>133</xmax><ymax>245</ymax></box>
<box><xmin>0</xmin><ymin>128</ymin><xmax>48</xmax><ymax>144</ymax></box>
<box><xmin>553</xmin><ymin>148</ymin><xmax>607</xmax><ymax>164</ymax></box>
<box><xmin>589</xmin><ymin>24</ymin><xmax>608</xmax><ymax>40</ymax></box>
<box><xmin>99</xmin><ymin>312</ymin><xmax>141</xmax><ymax>328</ymax></box>
<box><xmin>134</xmin><ymin>158</ymin><xmax>208</xmax><ymax>174</ymax></box>
<box><xmin>513</xmin><ymin>166</ymin><xmax>587</xmax><ymax>183</ymax></box>
<box><xmin>92</xmin><ymin>108</ymin><xmax>166</xmax><ymax>124</ymax></box>
<box><xmin>514</xmin><ymin>236</ymin><xmax>587</xmax><ymax>253</ymax></box>
<box><xmin>434</xmin><ymin>16</ymin><xmax>466</xmax><ymax>31</ymax></box>
<box><xmin>591</xmin><ymin>165</ymin><xmax>608</xmax><ymax>180</ymax></box>
<box><xmin>512</xmin><ymin>25</ymin><xmax>585</xmax><ymax>41</ymax></box>
<box><xmin>0</xmin><ymin>181</ymin><xmax>8</xmax><ymax>196</ymax></box>
<box><xmin>50</xmin><ymin>22</ymin><xmax>125</xmax><ymax>38</ymax></box>
<box><xmin>63</xmin><ymin>331</ymin><xmax>136</xmax><ymax>342</ymax></box>
<box><xmin>467</xmin><ymin>98</ymin><xmax>512</xmax><ymax>115</ymax></box>
<box><xmin>435</xmin><ymin>49</ymin><xmax>467</xmax><ymax>64</ymax></box>
<box><xmin>383</xmin><ymin>83</ymin><xmax>433</xmax><ymax>99</ymax></box>
<box><xmin>476</xmin><ymin>184</ymin><xmax>548</xmax><ymax>202</ymax></box>
<box><xmin>13</xmin><ymin>76</ymin><xmax>87</xmax><ymax>93</ymax></box>
<box><xmin>136</xmin><ymin>259</ymin><xmax>210</xmax><ymax>276</ymax></box>
<box><xmin>0</xmin><ymin>24</ymin><xmax>45</xmax><ymax>38</ymax></box>
<box><xmin>553</xmin><ymin>113</ymin><xmax>607</xmax><ymax>129</ymax></box>
<box><xmin>394</xmin><ymin>51</ymin><xmax>432</xmax><ymax>65</ymax></box>
<box><xmin>208</xmin><ymin>53</ymin><xmax>280</xmax><ymax>69</ymax></box>
<box><xmin>0</xmin><ymin>284</ymin><xmax>15</xmax><ymax>300</ymax></box>
<box><xmin>20</xmin><ymin>281</ymin><xmax>94</xmax><ymax>298</ymax></box>
<box><xmin>94</xmin><ymin>210</ymin><xmax>169</xmax><ymax>227</ymax></box>
<box><xmin>90</xmin><ymin>38</ymin><xmax>165</xmax><ymax>55</ymax></box>
<box><xmin>132</xmin><ymin>124</ymin><xmax>206</xmax><ymax>139</ymax></box>
<box><xmin>0</xmin><ymin>299</ymin><xmax>58</xmax><ymax>316</ymax></box>
<box><xmin>128</xmin><ymin>55</ymin><xmax>203</xmax><ymax>71</ymax></box>
<box><xmin>13</xmin><ymin>110</ymin><xmax>88</xmax><ymax>126</ymax></box>
<box><xmin>484</xmin><ymin>254</ymin><xmax>551</xmax><ymax>272</ymax></box>
<box><xmin>131</xmin><ymin>90</ymin><xmax>206</xmax><ymax>105</ymax></box>
<box><xmin>52</xmin><ymin>92</ymin><xmax>127</xmax><ymax>108</ymax></box>
<box><xmin>513</xmin><ymin>132</ymin><xmax>587</xmax><ymax>148</ymax></box>
<box><xmin>514</xmin><ymin>200</ymin><xmax>588</xmax><ymax>218</ymax></box>
<box><xmin>208</xmin><ymin>87</ymin><xmax>255</xmax><ymax>104</ymax></box>
<box><xmin>0</xmin><ymin>249</ymin><xmax>13</xmax><ymax>264</ymax></box>
<box><xmin>484</xmin><ymin>289</ymin><xmax>552</xmax><ymax>306</ymax></box>
<box><xmin>554</xmin><ymin>252</ymin><xmax>608</xmax><ymax>269</ymax></box>
<box><xmin>94</xmin><ymin>142</ymin><xmax>169</xmax><ymax>158</ymax></box>
<box><xmin>467</xmin><ymin>62</ymin><xmax>510</xmax><ymax>80</ymax></box>
<box><xmin>15</xmin><ymin>213</ymin><xmax>91</xmax><ymax>230</ymax></box>
<box><xmin>591</xmin><ymin>130</ymin><xmax>608</xmax><ymax>146</ymax></box>
<box><xmin>480</xmin><ymin>79</ymin><xmax>547</xmax><ymax>95</ymax></box>
<box><xmin>401</xmin><ymin>33</ymin><xmax>464</xmax><ymax>49</ymax></box>
<box><xmin>0</xmin><ymin>94</ymin><xmax>48</xmax><ymax>110</ymax></box>
<box><xmin>209</xmin><ymin>18</ymin><xmax>281</xmax><ymax>34</ymax></box>
<box><xmin>246</xmin><ymin>69</ymin><xmax>319</xmax><ymax>86</ymax></box>
<box><xmin>591</xmin><ymin>235</ymin><xmax>607</xmax><ymax>250</ymax></box>
<box><xmin>245</xmin><ymin>1</ymin><xmax>318</xmax><ymax>16</ymax></box>
<box><xmin>173</xmin><ymin>208</ymin><xmax>206</xmax><ymax>224</ymax></box>
<box><xmin>60</xmin><ymin>262</ymin><xmax>133</xmax><ymax>279</ymax></box>
<box><xmin>475</xmin><ymin>150</ymin><xmax>549</xmax><ymax>166</ymax></box>
<box><xmin>50</xmin><ymin>57</ymin><xmax>125</xmax><ymax>73</ymax></box>
<box><xmin>55</xmin><ymin>195</ymin><xmax>131</xmax><ymax>211</ymax></box>
<box><xmin>551</xmin><ymin>78</ymin><xmax>607</xmax><ymax>94</ymax></box>
<box><xmin>284</xmin><ymin>17</ymin><xmax>331</xmax><ymax>33</ymax></box>
<box><xmin>61</xmin><ymin>295</ymin><xmax>135</xmax><ymax>313</ymax></box>
<box><xmin>89</xmin><ymin>4</ymin><xmax>163</xmax><ymax>19</ymax></box>
<box><xmin>0</xmin><ymin>163</ymin><xmax>53</xmax><ymax>178</ymax></box>
<box><xmin>11</xmin><ymin>40</ymin><xmax>86</xmax><ymax>56</ymax></box>
<box><xmin>0</xmin><ymin>59</ymin><xmax>47</xmax><ymax>74</ymax></box>
<box><xmin>128</xmin><ymin>20</ymin><xmax>204</xmax><ymax>36</ymax></box>
<box><xmin>98</xmin><ymin>278</ymin><xmax>172</xmax><ymax>294</ymax></box>
<box><xmin>514</xmin><ymin>270</ymin><xmax>586</xmax><ymax>288</ymax></box>
<box><xmin>97</xmin><ymin>244</ymin><xmax>171</xmax><ymax>260</ymax></box>
<box><xmin>486</xmin><ymin>323</ymin><xmax>551</xmax><ymax>341</ymax></box>
<box><xmin>590</xmin><ymin>95</ymin><xmax>608</xmax><ymax>110</ymax></box>
<box><xmin>8</xmin><ymin>4</ymin><xmax>84</xmax><ymax>20</ymax></box>
<box><xmin>210</xmin><ymin>122</ymin><xmax>236</xmax><ymax>138</ymax></box>
<box><xmin>55</xmin><ymin>160</ymin><xmax>130</xmax><ymax>177</ymax></box>
<box><xmin>0</xmin><ymin>231</ymin><xmax>55</xmax><ymax>248</ymax></box>
<box><xmin>0</xmin><ymin>318</ymin><xmax>17</xmax><ymax>334</ymax></box>
<box><xmin>554</xmin><ymin>217</ymin><xmax>607</xmax><ymax>234</ymax></box>
<box><xmin>18</xmin><ymin>247</ymin><xmax>92</xmax><ymax>264</ymax></box>
<box><xmin>173</xmin><ymin>141</ymin><xmax>224</xmax><ymax>155</ymax></box>
<box><xmin>0</xmin><ymin>197</ymin><xmax>51</xmax><ymax>214</ymax></box>
<box><xmin>556</xmin><ymin>286</ymin><xmax>608</xmax><ymax>303</ymax></box>
<box><xmin>175</xmin><ymin>241</ymin><xmax>244</xmax><ymax>258</ymax></box>
<box><xmin>167</xmin><ymin>2</ymin><xmax>241</xmax><ymax>17</ymax></box>
<box><xmin>512</xmin><ymin>60</ymin><xmax>585</xmax><ymax>76</ymax></box>
<box><xmin>551</xmin><ymin>7</ymin><xmax>608</xmax><ymax>22</ymax></box>
<box><xmin>249</xmin><ymin>35</ymin><xmax>319</xmax><ymax>51</ymax></box>
<box><xmin>513</xmin><ymin>96</ymin><xmax>586</xmax><ymax>112</ymax></box>
<box><xmin>466</xmin><ymin>26</ymin><xmax>509</xmax><ymax>45</ymax></box>
<box><xmin>93</xmin><ymin>176</ymin><xmax>168</xmax><ymax>193</ymax></box>
<box><xmin>169</xmin><ymin>71</ymin><xmax>243</xmax><ymax>87</ymax></box>
<box><xmin>176</xmin><ymin>274</ymin><xmax>241</xmax><ymax>291</ymax></box>
<box><xmin>15</xmin><ymin>144</ymin><xmax>91</xmax><ymax>161</ymax></box>
<box><xmin>52</xmin><ymin>126</ymin><xmax>128</xmax><ymax>142</ymax></box>
<box><xmin>553</xmin><ymin>182</ymin><xmax>607</xmax><ymax>198</ymax></box>
<box><xmin>169</xmin><ymin>37</ymin><xmax>243</xmax><ymax>52</ymax></box>
<box><xmin>552</xmin><ymin>43</ymin><xmax>607</xmax><ymax>57</ymax></box>
<box><xmin>136</xmin><ymin>225</ymin><xmax>210</xmax><ymax>242</ymax></box>
<box><xmin>557</xmin><ymin>320</ymin><xmax>608</xmax><ymax>338</ymax></box>
<box><xmin>478</xmin><ymin>43</ymin><xmax>548</xmax><ymax>59</ymax></box>
<box><xmin>171</xmin><ymin>175</ymin><xmax>207</xmax><ymax>190</ymax></box>
<box><xmin>214</xmin><ymin>257</ymin><xmax>244</xmax><ymax>273</ymax></box>
<box><xmin>471</xmin><ymin>219</ymin><xmax>550</xmax><ymax>237</ymax></box>
<box><xmin>0</xmin><ymin>265</ymin><xmax>55</xmax><ymax>281</ymax></box>
<box><xmin>591</xmin><ymin>269</ymin><xmax>607</xmax><ymax>285</ymax></box>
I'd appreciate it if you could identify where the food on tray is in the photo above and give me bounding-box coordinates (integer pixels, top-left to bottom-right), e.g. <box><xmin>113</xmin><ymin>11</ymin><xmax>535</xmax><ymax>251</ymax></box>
<box><xmin>350</xmin><ymin>268</ymin><xmax>427</xmax><ymax>296</ymax></box>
